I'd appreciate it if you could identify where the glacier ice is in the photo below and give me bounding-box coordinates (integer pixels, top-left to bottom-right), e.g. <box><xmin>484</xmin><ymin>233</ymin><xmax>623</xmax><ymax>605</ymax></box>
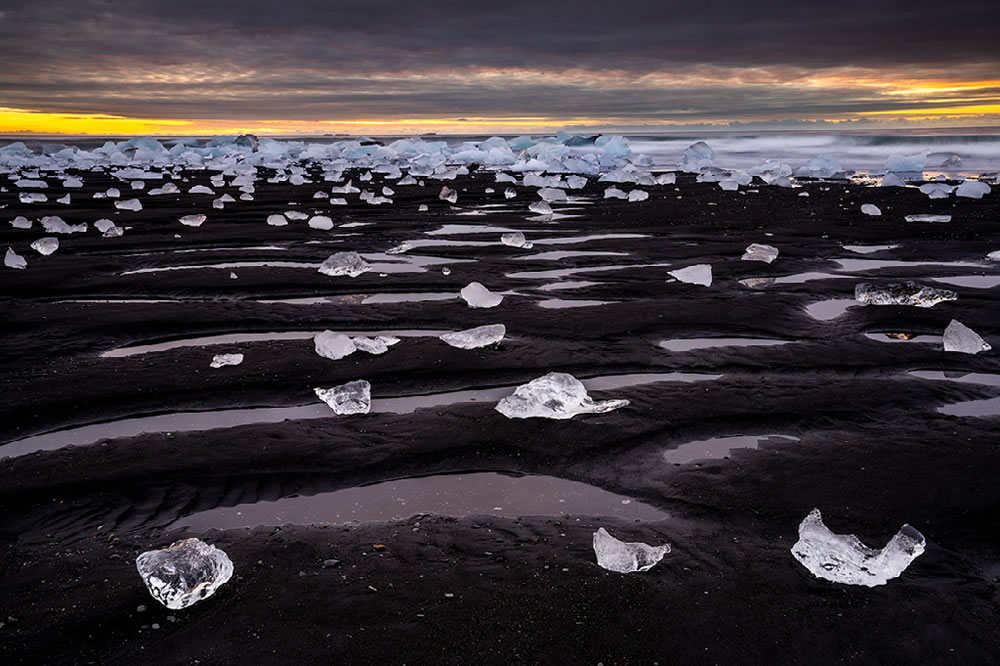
<box><xmin>885</xmin><ymin>152</ymin><xmax>927</xmax><ymax>173</ymax></box>
<box><xmin>495</xmin><ymin>372</ymin><xmax>628</xmax><ymax>420</ymax></box>
<box><xmin>314</xmin><ymin>331</ymin><xmax>357</xmax><ymax>360</ymax></box>
<box><xmin>860</xmin><ymin>204</ymin><xmax>881</xmax><ymax>216</ymax></box>
<box><xmin>501</xmin><ymin>232</ymin><xmax>532</xmax><ymax>248</ymax></box>
<box><xmin>440</xmin><ymin>324</ymin><xmax>506</xmax><ymax>349</ymax></box>
<box><xmin>791</xmin><ymin>508</ymin><xmax>924</xmax><ymax>587</ymax></box>
<box><xmin>179</xmin><ymin>214</ymin><xmax>206</xmax><ymax>227</ymax></box>
<box><xmin>136</xmin><ymin>538</ymin><xmax>234</xmax><ymax>609</ymax></box>
<box><xmin>741</xmin><ymin>243</ymin><xmax>779</xmax><ymax>264</ymax></box>
<box><xmin>460</xmin><ymin>282</ymin><xmax>503</xmax><ymax>308</ymax></box>
<box><xmin>943</xmin><ymin>320</ymin><xmax>991</xmax><ymax>354</ymax></box>
<box><xmin>668</xmin><ymin>264</ymin><xmax>712</xmax><ymax>286</ymax></box>
<box><xmin>210</xmin><ymin>353</ymin><xmax>244</xmax><ymax>368</ymax></box>
<box><xmin>318</xmin><ymin>252</ymin><xmax>372</xmax><ymax>278</ymax></box>
<box><xmin>679</xmin><ymin>141</ymin><xmax>714</xmax><ymax>173</ymax></box>
<box><xmin>314</xmin><ymin>380</ymin><xmax>371</xmax><ymax>415</ymax></box>
<box><xmin>5</xmin><ymin>247</ymin><xmax>27</xmax><ymax>269</ymax></box>
<box><xmin>30</xmin><ymin>237</ymin><xmax>58</xmax><ymax>255</ymax></box>
<box><xmin>855</xmin><ymin>281</ymin><xmax>957</xmax><ymax>307</ymax></box>
<box><xmin>593</xmin><ymin>527</ymin><xmax>670</xmax><ymax>574</ymax></box>
<box><xmin>955</xmin><ymin>180</ymin><xmax>990</xmax><ymax>199</ymax></box>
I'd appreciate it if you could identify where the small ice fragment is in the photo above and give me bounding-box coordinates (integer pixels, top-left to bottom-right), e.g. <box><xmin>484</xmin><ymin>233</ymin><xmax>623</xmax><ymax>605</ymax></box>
<box><xmin>41</xmin><ymin>216</ymin><xmax>86</xmax><ymax>234</ymax></box>
<box><xmin>918</xmin><ymin>183</ymin><xmax>953</xmax><ymax>199</ymax></box>
<box><xmin>10</xmin><ymin>216</ymin><xmax>32</xmax><ymax>229</ymax></box>
<box><xmin>668</xmin><ymin>264</ymin><xmax>712</xmax><ymax>287</ymax></box>
<box><xmin>504</xmin><ymin>188</ymin><xmax>516</xmax><ymax>199</ymax></box>
<box><xmin>988</xmin><ymin>250</ymin><xmax>1000</xmax><ymax>261</ymax></box>
<box><xmin>56</xmin><ymin>194</ymin><xmax>70</xmax><ymax>204</ymax></box>
<box><xmin>352</xmin><ymin>335</ymin><xmax>399</xmax><ymax>355</ymax></box>
<box><xmin>210</xmin><ymin>353</ymin><xmax>244</xmax><ymax>368</ymax></box>
<box><xmin>943</xmin><ymin>320</ymin><xmax>991</xmax><ymax>354</ymax></box>
<box><xmin>418</xmin><ymin>204</ymin><xmax>429</xmax><ymax>211</ymax></box>
<box><xmin>593</xmin><ymin>528</ymin><xmax>670</xmax><ymax>574</ymax></box>
<box><xmin>955</xmin><ymin>180</ymin><xmax>990</xmax><ymax>199</ymax></box>
<box><xmin>5</xmin><ymin>247</ymin><xmax>27</xmax><ymax>269</ymax></box>
<box><xmin>189</xmin><ymin>185</ymin><xmax>214</xmax><ymax>195</ymax></box>
<box><xmin>604</xmin><ymin>187</ymin><xmax>628</xmax><ymax>200</ymax></box>
<box><xmin>741</xmin><ymin>243</ymin><xmax>779</xmax><ymax>263</ymax></box>
<box><xmin>855</xmin><ymin>281</ymin><xmax>957</xmax><ymax>307</ymax></box>
<box><xmin>537</xmin><ymin>187</ymin><xmax>567</xmax><ymax>202</ymax></box>
<box><xmin>442</xmin><ymin>267</ymin><xmax>451</xmax><ymax>275</ymax></box>
<box><xmin>319</xmin><ymin>251</ymin><xmax>372</xmax><ymax>277</ymax></box>
<box><xmin>308</xmin><ymin>215</ymin><xmax>334</xmax><ymax>230</ymax></box>
<box><xmin>30</xmin><ymin>237</ymin><xmax>58</xmax><ymax>255</ymax></box>
<box><xmin>628</xmin><ymin>189</ymin><xmax>649</xmax><ymax>201</ymax></box>
<box><xmin>904</xmin><ymin>214</ymin><xmax>951</xmax><ymax>223</ymax></box>
<box><xmin>439</xmin><ymin>186</ymin><xmax>458</xmax><ymax>203</ymax></box>
<box><xmin>791</xmin><ymin>508</ymin><xmax>924</xmax><ymax>587</ymax></box>
<box><xmin>179</xmin><ymin>214</ymin><xmax>206</xmax><ymax>227</ymax></box>
<box><xmin>880</xmin><ymin>173</ymin><xmax>906</xmax><ymax>187</ymax></box>
<box><xmin>860</xmin><ymin>204</ymin><xmax>881</xmax><ymax>216</ymax></box>
<box><xmin>314</xmin><ymin>380</ymin><xmax>371</xmax><ymax>415</ymax></box>
<box><xmin>501</xmin><ymin>232</ymin><xmax>532</xmax><ymax>248</ymax></box>
<box><xmin>136</xmin><ymin>538</ymin><xmax>234</xmax><ymax>609</ymax></box>
<box><xmin>63</xmin><ymin>177</ymin><xmax>83</xmax><ymax>188</ymax></box>
<box><xmin>229</xmin><ymin>272</ymin><xmax>238</xmax><ymax>279</ymax></box>
<box><xmin>528</xmin><ymin>200</ymin><xmax>553</xmax><ymax>215</ymax></box>
<box><xmin>439</xmin><ymin>324</ymin><xmax>506</xmax><ymax>349</ymax></box>
<box><xmin>460</xmin><ymin>282</ymin><xmax>503</xmax><ymax>308</ymax></box>
<box><xmin>148</xmin><ymin>183</ymin><xmax>179</xmax><ymax>196</ymax></box>
<box><xmin>314</xmin><ymin>331</ymin><xmax>357</xmax><ymax>360</ymax></box>
<box><xmin>115</xmin><ymin>198</ymin><xmax>142</xmax><ymax>211</ymax></box>
<box><xmin>941</xmin><ymin>154</ymin><xmax>962</xmax><ymax>168</ymax></box>
<box><xmin>266</xmin><ymin>214</ymin><xmax>288</xmax><ymax>226</ymax></box>
<box><xmin>284</xmin><ymin>210</ymin><xmax>308</xmax><ymax>221</ymax></box>
<box><xmin>656</xmin><ymin>173</ymin><xmax>677</xmax><ymax>185</ymax></box>
<box><xmin>495</xmin><ymin>372</ymin><xmax>628</xmax><ymax>420</ymax></box>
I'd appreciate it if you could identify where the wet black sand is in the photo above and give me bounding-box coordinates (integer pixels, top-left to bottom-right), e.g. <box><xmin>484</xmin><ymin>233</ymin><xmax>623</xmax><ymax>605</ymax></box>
<box><xmin>1</xmin><ymin>169</ymin><xmax>999</xmax><ymax>664</ymax></box>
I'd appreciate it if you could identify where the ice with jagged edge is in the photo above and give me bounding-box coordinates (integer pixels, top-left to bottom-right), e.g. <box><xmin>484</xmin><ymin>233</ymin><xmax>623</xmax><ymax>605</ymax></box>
<box><xmin>944</xmin><ymin>319</ymin><xmax>991</xmax><ymax>354</ymax></box>
<box><xmin>741</xmin><ymin>243</ymin><xmax>779</xmax><ymax>263</ymax></box>
<box><xmin>136</xmin><ymin>538</ymin><xmax>234</xmax><ymax>609</ymax></box>
<box><xmin>319</xmin><ymin>251</ymin><xmax>372</xmax><ymax>277</ymax></box>
<box><xmin>855</xmin><ymin>281</ymin><xmax>957</xmax><ymax>307</ymax></box>
<box><xmin>460</xmin><ymin>282</ymin><xmax>503</xmax><ymax>308</ymax></box>
<box><xmin>314</xmin><ymin>380</ymin><xmax>371</xmax><ymax>415</ymax></box>
<box><xmin>314</xmin><ymin>331</ymin><xmax>357</xmax><ymax>360</ymax></box>
<box><xmin>668</xmin><ymin>264</ymin><xmax>712</xmax><ymax>286</ymax></box>
<box><xmin>210</xmin><ymin>353</ymin><xmax>244</xmax><ymax>368</ymax></box>
<box><xmin>501</xmin><ymin>232</ymin><xmax>532</xmax><ymax>248</ymax></box>
<box><xmin>440</xmin><ymin>324</ymin><xmax>506</xmax><ymax>349</ymax></box>
<box><xmin>679</xmin><ymin>141</ymin><xmax>714</xmax><ymax>172</ymax></box>
<box><xmin>791</xmin><ymin>508</ymin><xmax>925</xmax><ymax>587</ymax></box>
<box><xmin>30</xmin><ymin>237</ymin><xmax>59</xmax><ymax>255</ymax></box>
<box><xmin>179</xmin><ymin>214</ymin><xmax>206</xmax><ymax>227</ymax></box>
<box><xmin>794</xmin><ymin>153</ymin><xmax>843</xmax><ymax>178</ymax></box>
<box><xmin>593</xmin><ymin>528</ymin><xmax>670</xmax><ymax>573</ymax></box>
<box><xmin>495</xmin><ymin>372</ymin><xmax>628</xmax><ymax>420</ymax></box>
<box><xmin>5</xmin><ymin>247</ymin><xmax>27</xmax><ymax>269</ymax></box>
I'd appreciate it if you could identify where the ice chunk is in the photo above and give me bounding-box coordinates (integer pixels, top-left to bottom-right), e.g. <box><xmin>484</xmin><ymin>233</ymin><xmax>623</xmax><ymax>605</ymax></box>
<box><xmin>266</xmin><ymin>214</ymin><xmax>288</xmax><ymax>226</ymax></box>
<box><xmin>988</xmin><ymin>250</ymin><xmax>1000</xmax><ymax>261</ymax></box>
<box><xmin>504</xmin><ymin>188</ymin><xmax>517</xmax><ymax>199</ymax></box>
<box><xmin>62</xmin><ymin>177</ymin><xmax>83</xmax><ymax>188</ymax></box>
<box><xmin>943</xmin><ymin>320</ymin><xmax>991</xmax><ymax>354</ymax></box>
<box><xmin>941</xmin><ymin>154</ymin><xmax>962</xmax><ymax>168</ymax></box>
<box><xmin>537</xmin><ymin>187</ymin><xmax>567</xmax><ymax>202</ymax></box>
<box><xmin>593</xmin><ymin>527</ymin><xmax>670</xmax><ymax>573</ymax></box>
<box><xmin>19</xmin><ymin>192</ymin><xmax>47</xmax><ymax>203</ymax></box>
<box><xmin>440</xmin><ymin>324</ymin><xmax>506</xmax><ymax>349</ymax></box>
<box><xmin>439</xmin><ymin>186</ymin><xmax>458</xmax><ymax>203</ymax></box>
<box><xmin>10</xmin><ymin>216</ymin><xmax>32</xmax><ymax>229</ymax></box>
<box><xmin>135</xmin><ymin>538</ymin><xmax>234</xmax><ymax>609</ymax></box>
<box><xmin>308</xmin><ymin>215</ymin><xmax>334</xmax><ymax>230</ymax></box>
<box><xmin>352</xmin><ymin>335</ymin><xmax>399</xmax><ymax>355</ymax></box>
<box><xmin>41</xmin><ymin>216</ymin><xmax>86</xmax><ymax>234</ymax></box>
<box><xmin>495</xmin><ymin>372</ymin><xmax>628</xmax><ymax>420</ymax></box>
<box><xmin>460</xmin><ymin>282</ymin><xmax>503</xmax><ymax>308</ymax></box>
<box><xmin>885</xmin><ymin>152</ymin><xmax>927</xmax><ymax>173</ymax></box>
<box><xmin>528</xmin><ymin>201</ymin><xmax>553</xmax><ymax>215</ymax></box>
<box><xmin>115</xmin><ymin>198</ymin><xmax>142</xmax><ymax>211</ymax></box>
<box><xmin>5</xmin><ymin>247</ymin><xmax>27</xmax><ymax>269</ymax></box>
<box><xmin>679</xmin><ymin>141</ymin><xmax>714</xmax><ymax>172</ymax></box>
<box><xmin>795</xmin><ymin>153</ymin><xmax>842</xmax><ymax>178</ymax></box>
<box><xmin>860</xmin><ymin>204</ymin><xmax>881</xmax><ymax>216</ymax></box>
<box><xmin>668</xmin><ymin>264</ymin><xmax>712</xmax><ymax>287</ymax></box>
<box><xmin>604</xmin><ymin>187</ymin><xmax>628</xmax><ymax>200</ymax></box>
<box><xmin>314</xmin><ymin>380</ymin><xmax>372</xmax><ymax>415</ymax></box>
<box><xmin>314</xmin><ymin>331</ymin><xmax>357</xmax><ymax>360</ymax></box>
<box><xmin>656</xmin><ymin>172</ymin><xmax>677</xmax><ymax>185</ymax></box>
<box><xmin>284</xmin><ymin>210</ymin><xmax>308</xmax><ymax>221</ymax></box>
<box><xmin>210</xmin><ymin>353</ymin><xmax>244</xmax><ymax>368</ymax></box>
<box><xmin>179</xmin><ymin>214</ymin><xmax>206</xmax><ymax>227</ymax></box>
<box><xmin>30</xmin><ymin>237</ymin><xmax>58</xmax><ymax>255</ymax></box>
<box><xmin>566</xmin><ymin>175</ymin><xmax>588</xmax><ymax>189</ymax></box>
<box><xmin>189</xmin><ymin>185</ymin><xmax>214</xmax><ymax>195</ymax></box>
<box><xmin>741</xmin><ymin>243</ymin><xmax>779</xmax><ymax>264</ymax></box>
<box><xmin>791</xmin><ymin>508</ymin><xmax>924</xmax><ymax>587</ymax></box>
<box><xmin>904</xmin><ymin>214</ymin><xmax>951</xmax><ymax>223</ymax></box>
<box><xmin>855</xmin><ymin>281</ymin><xmax>957</xmax><ymax>307</ymax></box>
<box><xmin>148</xmin><ymin>182</ymin><xmax>180</xmax><ymax>196</ymax></box>
<box><xmin>56</xmin><ymin>194</ymin><xmax>71</xmax><ymax>205</ymax></box>
<box><xmin>318</xmin><ymin>251</ymin><xmax>372</xmax><ymax>277</ymax></box>
<box><xmin>955</xmin><ymin>180</ymin><xmax>990</xmax><ymax>199</ymax></box>
<box><xmin>94</xmin><ymin>219</ymin><xmax>116</xmax><ymax>234</ymax></box>
<box><xmin>501</xmin><ymin>232</ymin><xmax>532</xmax><ymax>248</ymax></box>
<box><xmin>880</xmin><ymin>173</ymin><xmax>906</xmax><ymax>187</ymax></box>
<box><xmin>628</xmin><ymin>189</ymin><xmax>648</xmax><ymax>202</ymax></box>
<box><xmin>918</xmin><ymin>183</ymin><xmax>953</xmax><ymax>199</ymax></box>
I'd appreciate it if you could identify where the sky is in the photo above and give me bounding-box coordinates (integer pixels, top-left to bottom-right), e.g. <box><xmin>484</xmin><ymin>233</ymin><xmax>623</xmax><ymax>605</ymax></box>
<box><xmin>1</xmin><ymin>0</ymin><xmax>999</xmax><ymax>135</ymax></box>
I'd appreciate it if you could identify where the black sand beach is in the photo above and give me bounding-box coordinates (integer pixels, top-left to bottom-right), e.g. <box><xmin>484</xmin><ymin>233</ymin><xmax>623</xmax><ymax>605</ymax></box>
<box><xmin>1</xmin><ymin>167</ymin><xmax>999</xmax><ymax>664</ymax></box>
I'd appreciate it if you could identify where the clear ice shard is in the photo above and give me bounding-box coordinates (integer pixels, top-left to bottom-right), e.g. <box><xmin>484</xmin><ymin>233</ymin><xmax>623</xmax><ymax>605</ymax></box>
<box><xmin>495</xmin><ymin>372</ymin><xmax>629</xmax><ymax>420</ymax></box>
<box><xmin>314</xmin><ymin>331</ymin><xmax>357</xmax><ymax>360</ymax></box>
<box><xmin>860</xmin><ymin>204</ymin><xmax>882</xmax><ymax>216</ymax></box>
<box><xmin>179</xmin><ymin>214</ymin><xmax>206</xmax><ymax>227</ymax></box>
<box><xmin>592</xmin><ymin>528</ymin><xmax>670</xmax><ymax>573</ymax></box>
<box><xmin>439</xmin><ymin>186</ymin><xmax>458</xmax><ymax>203</ymax></box>
<box><xmin>352</xmin><ymin>335</ymin><xmax>399</xmax><ymax>355</ymax></box>
<box><xmin>460</xmin><ymin>282</ymin><xmax>503</xmax><ymax>308</ymax></box>
<box><xmin>30</xmin><ymin>237</ymin><xmax>59</xmax><ymax>255</ymax></box>
<box><xmin>791</xmin><ymin>508</ymin><xmax>925</xmax><ymax>587</ymax></box>
<box><xmin>318</xmin><ymin>251</ymin><xmax>372</xmax><ymax>277</ymax></box>
<box><xmin>528</xmin><ymin>200</ymin><xmax>553</xmax><ymax>215</ymax></box>
<box><xmin>741</xmin><ymin>243</ymin><xmax>779</xmax><ymax>263</ymax></box>
<box><xmin>855</xmin><ymin>281</ymin><xmax>957</xmax><ymax>307</ymax></box>
<box><xmin>943</xmin><ymin>319</ymin><xmax>991</xmax><ymax>354</ymax></box>
<box><xmin>314</xmin><ymin>380</ymin><xmax>371</xmax><ymax>415</ymax></box>
<box><xmin>135</xmin><ymin>538</ymin><xmax>234</xmax><ymax>609</ymax></box>
<box><xmin>501</xmin><ymin>232</ymin><xmax>532</xmax><ymax>248</ymax></box>
<box><xmin>210</xmin><ymin>353</ymin><xmax>244</xmax><ymax>368</ymax></box>
<box><xmin>668</xmin><ymin>264</ymin><xmax>712</xmax><ymax>286</ymax></box>
<box><xmin>439</xmin><ymin>324</ymin><xmax>506</xmax><ymax>349</ymax></box>
<box><xmin>5</xmin><ymin>247</ymin><xmax>27</xmax><ymax>269</ymax></box>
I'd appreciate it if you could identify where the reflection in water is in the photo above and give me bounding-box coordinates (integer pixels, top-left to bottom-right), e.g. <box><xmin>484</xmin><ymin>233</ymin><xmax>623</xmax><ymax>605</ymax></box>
<box><xmin>931</xmin><ymin>276</ymin><xmax>1000</xmax><ymax>289</ymax></box>
<box><xmin>804</xmin><ymin>298</ymin><xmax>859</xmax><ymax>321</ymax></box>
<box><xmin>538</xmin><ymin>299</ymin><xmax>615</xmax><ymax>309</ymax></box>
<box><xmin>938</xmin><ymin>398</ymin><xmax>1000</xmax><ymax>417</ymax></box>
<box><xmin>175</xmin><ymin>472</ymin><xmax>668</xmax><ymax>530</ymax></box>
<box><xmin>908</xmin><ymin>371</ymin><xmax>1000</xmax><ymax>387</ymax></box>
<box><xmin>659</xmin><ymin>338</ymin><xmax>791</xmax><ymax>352</ymax></box>
<box><xmin>863</xmin><ymin>333</ymin><xmax>942</xmax><ymax>344</ymax></box>
<box><xmin>664</xmin><ymin>434</ymin><xmax>799</xmax><ymax>464</ymax></box>
<box><xmin>833</xmin><ymin>258</ymin><xmax>985</xmax><ymax>272</ymax></box>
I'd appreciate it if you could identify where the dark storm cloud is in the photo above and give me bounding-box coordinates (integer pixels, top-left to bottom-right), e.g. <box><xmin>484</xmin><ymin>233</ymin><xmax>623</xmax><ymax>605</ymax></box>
<box><xmin>0</xmin><ymin>0</ymin><xmax>998</xmax><ymax>120</ymax></box>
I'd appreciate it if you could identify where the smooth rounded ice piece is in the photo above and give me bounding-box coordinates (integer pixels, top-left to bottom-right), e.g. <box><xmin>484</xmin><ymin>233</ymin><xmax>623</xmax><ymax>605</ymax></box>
<box><xmin>860</xmin><ymin>204</ymin><xmax>881</xmax><ymax>216</ymax></box>
<box><xmin>440</xmin><ymin>324</ymin><xmax>506</xmax><ymax>349</ymax></box>
<box><xmin>136</xmin><ymin>538</ymin><xmax>234</xmax><ymax>609</ymax></box>
<box><xmin>495</xmin><ymin>372</ymin><xmax>629</xmax><ymax>420</ymax></box>
<box><xmin>460</xmin><ymin>282</ymin><xmax>503</xmax><ymax>308</ymax></box>
<box><xmin>314</xmin><ymin>331</ymin><xmax>357</xmax><ymax>360</ymax></box>
<box><xmin>593</xmin><ymin>528</ymin><xmax>670</xmax><ymax>573</ymax></box>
